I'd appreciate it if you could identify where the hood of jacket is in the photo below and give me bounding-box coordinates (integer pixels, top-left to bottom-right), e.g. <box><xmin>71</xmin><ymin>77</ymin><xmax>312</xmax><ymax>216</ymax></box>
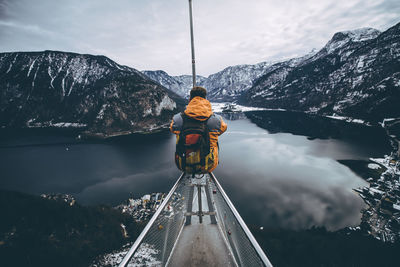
<box><xmin>184</xmin><ymin>97</ymin><xmax>213</xmax><ymax>121</ymax></box>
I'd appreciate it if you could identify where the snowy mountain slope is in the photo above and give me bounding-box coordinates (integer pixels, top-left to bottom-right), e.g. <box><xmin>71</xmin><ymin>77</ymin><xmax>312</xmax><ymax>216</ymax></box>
<box><xmin>201</xmin><ymin>61</ymin><xmax>273</xmax><ymax>102</ymax></box>
<box><xmin>143</xmin><ymin>51</ymin><xmax>317</xmax><ymax>102</ymax></box>
<box><xmin>173</xmin><ymin>74</ymin><xmax>207</xmax><ymax>97</ymax></box>
<box><xmin>143</xmin><ymin>62</ymin><xmax>275</xmax><ymax>102</ymax></box>
<box><xmin>142</xmin><ymin>70</ymin><xmax>206</xmax><ymax>98</ymax></box>
<box><xmin>0</xmin><ymin>51</ymin><xmax>183</xmax><ymax>137</ymax></box>
<box><xmin>304</xmin><ymin>28</ymin><xmax>381</xmax><ymax>63</ymax></box>
<box><xmin>242</xmin><ymin>23</ymin><xmax>400</xmax><ymax>122</ymax></box>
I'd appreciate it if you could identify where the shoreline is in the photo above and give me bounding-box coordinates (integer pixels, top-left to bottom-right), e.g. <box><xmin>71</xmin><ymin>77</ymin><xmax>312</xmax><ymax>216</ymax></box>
<box><xmin>346</xmin><ymin>118</ymin><xmax>400</xmax><ymax>242</ymax></box>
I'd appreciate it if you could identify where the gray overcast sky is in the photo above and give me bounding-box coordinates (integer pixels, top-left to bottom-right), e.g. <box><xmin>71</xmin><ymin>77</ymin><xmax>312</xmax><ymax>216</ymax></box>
<box><xmin>0</xmin><ymin>0</ymin><xmax>399</xmax><ymax>76</ymax></box>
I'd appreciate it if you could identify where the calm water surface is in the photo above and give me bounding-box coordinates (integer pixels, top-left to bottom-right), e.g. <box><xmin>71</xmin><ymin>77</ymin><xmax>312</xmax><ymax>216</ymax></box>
<box><xmin>0</xmin><ymin>111</ymin><xmax>391</xmax><ymax>231</ymax></box>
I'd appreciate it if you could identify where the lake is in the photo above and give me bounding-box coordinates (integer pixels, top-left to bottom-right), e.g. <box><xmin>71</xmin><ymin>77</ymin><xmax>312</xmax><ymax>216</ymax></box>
<box><xmin>0</xmin><ymin>111</ymin><xmax>392</xmax><ymax>231</ymax></box>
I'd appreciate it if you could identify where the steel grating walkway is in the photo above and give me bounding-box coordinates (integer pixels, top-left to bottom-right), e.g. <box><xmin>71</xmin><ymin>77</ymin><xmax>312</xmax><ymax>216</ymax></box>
<box><xmin>118</xmin><ymin>173</ymin><xmax>273</xmax><ymax>267</ymax></box>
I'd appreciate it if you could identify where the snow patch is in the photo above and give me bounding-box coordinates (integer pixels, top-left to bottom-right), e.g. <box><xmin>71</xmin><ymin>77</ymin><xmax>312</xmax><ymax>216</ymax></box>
<box><xmin>323</xmin><ymin>28</ymin><xmax>380</xmax><ymax>55</ymax></box>
<box><xmin>154</xmin><ymin>95</ymin><xmax>176</xmax><ymax>116</ymax></box>
<box><xmin>50</xmin><ymin>122</ymin><xmax>87</xmax><ymax>128</ymax></box>
<box><xmin>380</xmin><ymin>118</ymin><xmax>397</xmax><ymax>127</ymax></box>
<box><xmin>6</xmin><ymin>63</ymin><xmax>12</xmax><ymax>73</ymax></box>
<box><xmin>6</xmin><ymin>54</ymin><xmax>18</xmax><ymax>73</ymax></box>
<box><xmin>32</xmin><ymin>65</ymin><xmax>39</xmax><ymax>88</ymax></box>
<box><xmin>61</xmin><ymin>76</ymin><xmax>66</xmax><ymax>96</ymax></box>
<box><xmin>27</xmin><ymin>58</ymin><xmax>37</xmax><ymax>77</ymax></box>
<box><xmin>92</xmin><ymin>243</ymin><xmax>161</xmax><ymax>267</ymax></box>
<box><xmin>326</xmin><ymin>114</ymin><xmax>369</xmax><ymax>125</ymax></box>
<box><xmin>67</xmin><ymin>81</ymin><xmax>75</xmax><ymax>96</ymax></box>
<box><xmin>48</xmin><ymin>66</ymin><xmax>55</xmax><ymax>89</ymax></box>
<box><xmin>308</xmin><ymin>107</ymin><xmax>319</xmax><ymax>113</ymax></box>
<box><xmin>143</xmin><ymin>108</ymin><xmax>152</xmax><ymax>117</ymax></box>
<box><xmin>368</xmin><ymin>163</ymin><xmax>381</xmax><ymax>170</ymax></box>
<box><xmin>370</xmin><ymin>157</ymin><xmax>386</xmax><ymax>165</ymax></box>
<box><xmin>356</xmin><ymin>55</ymin><xmax>367</xmax><ymax>72</ymax></box>
<box><xmin>27</xmin><ymin>121</ymin><xmax>87</xmax><ymax>128</ymax></box>
<box><xmin>211</xmin><ymin>102</ymin><xmax>269</xmax><ymax>113</ymax></box>
<box><xmin>340</xmin><ymin>28</ymin><xmax>381</xmax><ymax>42</ymax></box>
<box><xmin>96</xmin><ymin>104</ymin><xmax>109</xmax><ymax>120</ymax></box>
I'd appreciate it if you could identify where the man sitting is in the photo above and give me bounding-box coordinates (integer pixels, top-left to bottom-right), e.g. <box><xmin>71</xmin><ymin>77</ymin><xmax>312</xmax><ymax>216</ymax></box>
<box><xmin>170</xmin><ymin>86</ymin><xmax>227</xmax><ymax>173</ymax></box>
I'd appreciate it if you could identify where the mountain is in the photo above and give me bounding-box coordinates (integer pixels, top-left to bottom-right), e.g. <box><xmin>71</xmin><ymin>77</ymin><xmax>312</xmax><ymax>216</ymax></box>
<box><xmin>143</xmin><ymin>62</ymin><xmax>283</xmax><ymax>102</ymax></box>
<box><xmin>142</xmin><ymin>70</ymin><xmax>206</xmax><ymax>98</ymax></box>
<box><xmin>143</xmin><ymin>23</ymin><xmax>400</xmax><ymax>123</ymax></box>
<box><xmin>203</xmin><ymin>50</ymin><xmax>322</xmax><ymax>102</ymax></box>
<box><xmin>4</xmin><ymin>23</ymin><xmax>396</xmax><ymax>133</ymax></box>
<box><xmin>201</xmin><ymin>62</ymin><xmax>274</xmax><ymax>102</ymax></box>
<box><xmin>174</xmin><ymin>74</ymin><xmax>207</xmax><ymax>97</ymax></box>
<box><xmin>143</xmin><ymin>50</ymin><xmax>320</xmax><ymax>102</ymax></box>
<box><xmin>0</xmin><ymin>51</ymin><xmax>184</xmax><ymax>138</ymax></box>
<box><xmin>241</xmin><ymin>23</ymin><xmax>400</xmax><ymax>122</ymax></box>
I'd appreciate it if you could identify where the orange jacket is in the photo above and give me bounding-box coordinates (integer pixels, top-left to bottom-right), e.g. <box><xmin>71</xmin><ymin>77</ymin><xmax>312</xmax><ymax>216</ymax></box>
<box><xmin>170</xmin><ymin>97</ymin><xmax>227</xmax><ymax>172</ymax></box>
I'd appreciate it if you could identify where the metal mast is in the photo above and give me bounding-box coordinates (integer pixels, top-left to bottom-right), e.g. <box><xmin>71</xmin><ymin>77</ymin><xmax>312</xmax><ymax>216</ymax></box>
<box><xmin>188</xmin><ymin>0</ymin><xmax>196</xmax><ymax>87</ymax></box>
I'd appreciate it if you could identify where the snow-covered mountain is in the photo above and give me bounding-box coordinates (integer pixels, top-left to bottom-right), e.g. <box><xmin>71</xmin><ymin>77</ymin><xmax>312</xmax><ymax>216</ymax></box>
<box><xmin>173</xmin><ymin>74</ymin><xmax>207</xmax><ymax>96</ymax></box>
<box><xmin>241</xmin><ymin>23</ymin><xmax>400</xmax><ymax>122</ymax></box>
<box><xmin>2</xmin><ymin>22</ymin><xmax>398</xmax><ymax>132</ymax></box>
<box><xmin>204</xmin><ymin>49</ymin><xmax>323</xmax><ymax>102</ymax></box>
<box><xmin>143</xmin><ymin>23</ymin><xmax>399</xmax><ymax>123</ymax></box>
<box><xmin>0</xmin><ymin>51</ymin><xmax>183</xmax><ymax>137</ymax></box>
<box><xmin>306</xmin><ymin>28</ymin><xmax>381</xmax><ymax>62</ymax></box>
<box><xmin>143</xmin><ymin>62</ymin><xmax>279</xmax><ymax>102</ymax></box>
<box><xmin>201</xmin><ymin>62</ymin><xmax>274</xmax><ymax>102</ymax></box>
<box><xmin>143</xmin><ymin>52</ymin><xmax>318</xmax><ymax>103</ymax></box>
<box><xmin>142</xmin><ymin>70</ymin><xmax>206</xmax><ymax>98</ymax></box>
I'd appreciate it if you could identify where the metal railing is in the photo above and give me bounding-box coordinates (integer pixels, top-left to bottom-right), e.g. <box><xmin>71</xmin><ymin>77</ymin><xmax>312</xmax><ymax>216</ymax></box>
<box><xmin>118</xmin><ymin>173</ymin><xmax>273</xmax><ymax>267</ymax></box>
<box><xmin>118</xmin><ymin>173</ymin><xmax>188</xmax><ymax>266</ymax></box>
<box><xmin>210</xmin><ymin>172</ymin><xmax>273</xmax><ymax>267</ymax></box>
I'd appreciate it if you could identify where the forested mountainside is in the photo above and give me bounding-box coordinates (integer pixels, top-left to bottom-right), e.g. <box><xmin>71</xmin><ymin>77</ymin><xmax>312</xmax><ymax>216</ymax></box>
<box><xmin>0</xmin><ymin>51</ymin><xmax>184</xmax><ymax>138</ymax></box>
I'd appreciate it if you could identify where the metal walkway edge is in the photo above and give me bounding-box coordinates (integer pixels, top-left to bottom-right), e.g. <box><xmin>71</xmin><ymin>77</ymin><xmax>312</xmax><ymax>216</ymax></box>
<box><xmin>118</xmin><ymin>173</ymin><xmax>273</xmax><ymax>267</ymax></box>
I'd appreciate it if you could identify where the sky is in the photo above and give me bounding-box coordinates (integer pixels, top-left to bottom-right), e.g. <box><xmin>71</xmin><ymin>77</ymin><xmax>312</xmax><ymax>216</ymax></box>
<box><xmin>0</xmin><ymin>0</ymin><xmax>399</xmax><ymax>76</ymax></box>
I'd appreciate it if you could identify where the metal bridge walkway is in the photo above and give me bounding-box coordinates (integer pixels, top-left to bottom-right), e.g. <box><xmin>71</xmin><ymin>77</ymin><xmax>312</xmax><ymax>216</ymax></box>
<box><xmin>118</xmin><ymin>173</ymin><xmax>273</xmax><ymax>267</ymax></box>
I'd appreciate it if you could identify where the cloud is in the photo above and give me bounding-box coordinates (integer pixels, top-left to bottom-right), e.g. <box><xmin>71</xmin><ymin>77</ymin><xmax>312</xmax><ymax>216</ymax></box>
<box><xmin>0</xmin><ymin>0</ymin><xmax>399</xmax><ymax>76</ymax></box>
<box><xmin>0</xmin><ymin>0</ymin><xmax>7</xmax><ymax>19</ymax></box>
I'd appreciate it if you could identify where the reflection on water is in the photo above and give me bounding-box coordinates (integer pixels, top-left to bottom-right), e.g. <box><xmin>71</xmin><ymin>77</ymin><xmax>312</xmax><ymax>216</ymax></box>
<box><xmin>0</xmin><ymin>130</ymin><xmax>180</xmax><ymax>204</ymax></box>
<box><xmin>215</xmin><ymin>119</ymin><xmax>362</xmax><ymax>230</ymax></box>
<box><xmin>0</xmin><ymin>111</ymin><xmax>391</xmax><ymax>231</ymax></box>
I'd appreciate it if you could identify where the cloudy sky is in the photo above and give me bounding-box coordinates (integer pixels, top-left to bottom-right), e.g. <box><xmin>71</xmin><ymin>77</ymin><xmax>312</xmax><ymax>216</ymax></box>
<box><xmin>0</xmin><ymin>0</ymin><xmax>399</xmax><ymax>76</ymax></box>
